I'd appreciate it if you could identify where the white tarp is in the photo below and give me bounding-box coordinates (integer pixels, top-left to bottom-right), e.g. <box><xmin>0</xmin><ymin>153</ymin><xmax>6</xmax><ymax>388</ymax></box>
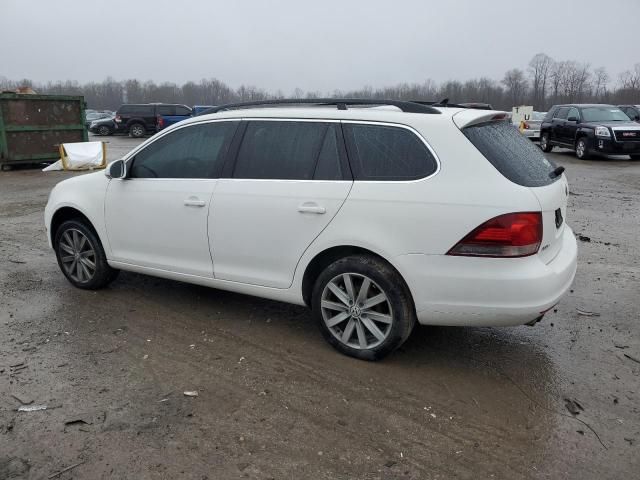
<box><xmin>43</xmin><ymin>141</ymin><xmax>105</xmax><ymax>171</ymax></box>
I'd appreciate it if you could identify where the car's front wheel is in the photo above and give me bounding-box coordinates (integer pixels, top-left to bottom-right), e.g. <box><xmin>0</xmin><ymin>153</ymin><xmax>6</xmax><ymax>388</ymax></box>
<box><xmin>54</xmin><ymin>219</ymin><xmax>119</xmax><ymax>289</ymax></box>
<box><xmin>575</xmin><ymin>137</ymin><xmax>592</xmax><ymax>160</ymax></box>
<box><xmin>540</xmin><ymin>132</ymin><xmax>553</xmax><ymax>152</ymax></box>
<box><xmin>312</xmin><ymin>255</ymin><xmax>416</xmax><ymax>360</ymax></box>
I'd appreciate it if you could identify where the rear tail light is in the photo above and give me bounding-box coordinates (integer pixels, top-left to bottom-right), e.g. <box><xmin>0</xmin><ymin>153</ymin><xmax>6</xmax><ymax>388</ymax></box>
<box><xmin>157</xmin><ymin>115</ymin><xmax>164</xmax><ymax>129</ymax></box>
<box><xmin>447</xmin><ymin>212</ymin><xmax>542</xmax><ymax>258</ymax></box>
<box><xmin>523</xmin><ymin>121</ymin><xmax>530</xmax><ymax>129</ymax></box>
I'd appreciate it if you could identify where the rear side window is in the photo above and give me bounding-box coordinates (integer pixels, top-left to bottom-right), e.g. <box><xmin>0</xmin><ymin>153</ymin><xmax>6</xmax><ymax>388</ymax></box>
<box><xmin>344</xmin><ymin>124</ymin><xmax>437</xmax><ymax>180</ymax></box>
<box><xmin>463</xmin><ymin>121</ymin><xmax>557</xmax><ymax>187</ymax></box>
<box><xmin>233</xmin><ymin>121</ymin><xmax>330</xmax><ymax>180</ymax></box>
<box><xmin>130</xmin><ymin>121</ymin><xmax>237</xmax><ymax>179</ymax></box>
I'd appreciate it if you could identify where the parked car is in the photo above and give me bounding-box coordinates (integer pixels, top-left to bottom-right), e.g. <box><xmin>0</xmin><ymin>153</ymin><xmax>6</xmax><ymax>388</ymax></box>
<box><xmin>155</xmin><ymin>104</ymin><xmax>193</xmax><ymax>131</ymax></box>
<box><xmin>618</xmin><ymin>105</ymin><xmax>640</xmax><ymax>122</ymax></box>
<box><xmin>515</xmin><ymin>111</ymin><xmax>545</xmax><ymax>140</ymax></box>
<box><xmin>540</xmin><ymin>104</ymin><xmax>640</xmax><ymax>159</ymax></box>
<box><xmin>192</xmin><ymin>105</ymin><xmax>217</xmax><ymax>116</ymax></box>
<box><xmin>84</xmin><ymin>111</ymin><xmax>111</xmax><ymax>129</ymax></box>
<box><xmin>114</xmin><ymin>103</ymin><xmax>191</xmax><ymax>137</ymax></box>
<box><xmin>45</xmin><ymin>99</ymin><xmax>577</xmax><ymax>360</ymax></box>
<box><xmin>89</xmin><ymin>116</ymin><xmax>116</xmax><ymax>136</ymax></box>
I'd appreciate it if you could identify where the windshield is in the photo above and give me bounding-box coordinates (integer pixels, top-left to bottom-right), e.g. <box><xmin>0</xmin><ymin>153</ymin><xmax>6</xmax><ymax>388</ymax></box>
<box><xmin>581</xmin><ymin>107</ymin><xmax>630</xmax><ymax>122</ymax></box>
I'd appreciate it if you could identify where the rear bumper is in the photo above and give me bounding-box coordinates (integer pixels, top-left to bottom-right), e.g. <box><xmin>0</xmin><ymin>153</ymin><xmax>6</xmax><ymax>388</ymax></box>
<box><xmin>395</xmin><ymin>226</ymin><xmax>577</xmax><ymax>326</ymax></box>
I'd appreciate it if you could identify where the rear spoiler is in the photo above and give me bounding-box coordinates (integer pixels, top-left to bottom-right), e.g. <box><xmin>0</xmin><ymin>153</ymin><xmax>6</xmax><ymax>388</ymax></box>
<box><xmin>452</xmin><ymin>110</ymin><xmax>511</xmax><ymax>129</ymax></box>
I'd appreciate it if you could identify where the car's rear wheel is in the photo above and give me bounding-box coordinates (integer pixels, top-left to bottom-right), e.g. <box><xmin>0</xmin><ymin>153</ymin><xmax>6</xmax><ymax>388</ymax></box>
<box><xmin>575</xmin><ymin>137</ymin><xmax>591</xmax><ymax>160</ymax></box>
<box><xmin>54</xmin><ymin>219</ymin><xmax>119</xmax><ymax>289</ymax></box>
<box><xmin>312</xmin><ymin>255</ymin><xmax>415</xmax><ymax>361</ymax></box>
<box><xmin>98</xmin><ymin>125</ymin><xmax>111</xmax><ymax>136</ymax></box>
<box><xmin>129</xmin><ymin>123</ymin><xmax>145</xmax><ymax>138</ymax></box>
<box><xmin>540</xmin><ymin>132</ymin><xmax>553</xmax><ymax>152</ymax></box>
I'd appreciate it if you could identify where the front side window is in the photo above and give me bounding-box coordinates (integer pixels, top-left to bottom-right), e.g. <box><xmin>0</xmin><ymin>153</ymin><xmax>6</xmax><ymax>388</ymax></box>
<box><xmin>133</xmin><ymin>105</ymin><xmax>154</xmax><ymax>115</ymax></box>
<box><xmin>554</xmin><ymin>107</ymin><xmax>569</xmax><ymax>120</ymax></box>
<box><xmin>567</xmin><ymin>107</ymin><xmax>579</xmax><ymax>120</ymax></box>
<box><xmin>129</xmin><ymin>121</ymin><xmax>238</xmax><ymax>179</ymax></box>
<box><xmin>344</xmin><ymin>124</ymin><xmax>437</xmax><ymax>180</ymax></box>
<box><xmin>233</xmin><ymin>121</ymin><xmax>332</xmax><ymax>180</ymax></box>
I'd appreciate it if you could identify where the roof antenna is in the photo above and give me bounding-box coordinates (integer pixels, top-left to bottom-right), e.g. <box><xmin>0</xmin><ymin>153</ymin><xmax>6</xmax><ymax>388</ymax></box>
<box><xmin>439</xmin><ymin>98</ymin><xmax>449</xmax><ymax>106</ymax></box>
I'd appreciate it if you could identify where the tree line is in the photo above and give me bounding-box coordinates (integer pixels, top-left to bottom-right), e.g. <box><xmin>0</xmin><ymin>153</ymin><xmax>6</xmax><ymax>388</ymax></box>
<box><xmin>2</xmin><ymin>53</ymin><xmax>639</xmax><ymax>111</ymax></box>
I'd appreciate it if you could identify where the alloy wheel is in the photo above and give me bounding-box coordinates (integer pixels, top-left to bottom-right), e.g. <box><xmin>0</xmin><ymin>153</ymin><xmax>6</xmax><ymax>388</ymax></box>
<box><xmin>321</xmin><ymin>273</ymin><xmax>393</xmax><ymax>349</ymax></box>
<box><xmin>576</xmin><ymin>140</ymin><xmax>585</xmax><ymax>158</ymax></box>
<box><xmin>58</xmin><ymin>228</ymin><xmax>97</xmax><ymax>283</ymax></box>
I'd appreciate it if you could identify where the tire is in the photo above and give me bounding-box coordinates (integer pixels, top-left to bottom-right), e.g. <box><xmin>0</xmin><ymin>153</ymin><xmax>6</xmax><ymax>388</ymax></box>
<box><xmin>540</xmin><ymin>132</ymin><xmax>553</xmax><ymax>152</ymax></box>
<box><xmin>311</xmin><ymin>255</ymin><xmax>416</xmax><ymax>361</ymax></box>
<box><xmin>630</xmin><ymin>154</ymin><xmax>640</xmax><ymax>160</ymax></box>
<box><xmin>129</xmin><ymin>123</ymin><xmax>146</xmax><ymax>138</ymax></box>
<box><xmin>575</xmin><ymin>137</ymin><xmax>591</xmax><ymax>160</ymax></box>
<box><xmin>54</xmin><ymin>219</ymin><xmax>119</xmax><ymax>289</ymax></box>
<box><xmin>98</xmin><ymin>125</ymin><xmax>111</xmax><ymax>136</ymax></box>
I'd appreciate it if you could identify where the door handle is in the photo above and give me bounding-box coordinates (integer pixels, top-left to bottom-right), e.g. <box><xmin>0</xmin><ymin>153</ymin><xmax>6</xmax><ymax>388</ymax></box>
<box><xmin>184</xmin><ymin>197</ymin><xmax>206</xmax><ymax>207</ymax></box>
<box><xmin>298</xmin><ymin>202</ymin><xmax>326</xmax><ymax>214</ymax></box>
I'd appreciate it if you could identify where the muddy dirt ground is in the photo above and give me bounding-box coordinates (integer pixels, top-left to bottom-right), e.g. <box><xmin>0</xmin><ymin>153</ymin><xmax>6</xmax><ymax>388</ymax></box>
<box><xmin>1</xmin><ymin>135</ymin><xmax>639</xmax><ymax>479</ymax></box>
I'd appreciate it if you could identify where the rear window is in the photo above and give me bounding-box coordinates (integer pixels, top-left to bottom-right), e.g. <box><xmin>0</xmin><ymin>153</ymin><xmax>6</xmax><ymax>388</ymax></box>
<box><xmin>462</xmin><ymin>121</ymin><xmax>557</xmax><ymax>187</ymax></box>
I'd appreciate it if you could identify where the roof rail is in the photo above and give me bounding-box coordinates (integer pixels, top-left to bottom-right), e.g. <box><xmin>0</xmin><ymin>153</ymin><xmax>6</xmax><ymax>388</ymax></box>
<box><xmin>411</xmin><ymin>99</ymin><xmax>494</xmax><ymax>110</ymax></box>
<box><xmin>200</xmin><ymin>98</ymin><xmax>442</xmax><ymax>115</ymax></box>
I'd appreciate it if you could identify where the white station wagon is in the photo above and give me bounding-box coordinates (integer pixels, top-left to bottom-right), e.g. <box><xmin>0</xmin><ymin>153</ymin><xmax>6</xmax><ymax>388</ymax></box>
<box><xmin>45</xmin><ymin>99</ymin><xmax>577</xmax><ymax>360</ymax></box>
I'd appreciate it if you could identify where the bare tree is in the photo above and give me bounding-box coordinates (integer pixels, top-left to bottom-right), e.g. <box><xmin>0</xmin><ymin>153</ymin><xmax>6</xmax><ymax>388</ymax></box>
<box><xmin>592</xmin><ymin>67</ymin><xmax>609</xmax><ymax>100</ymax></box>
<box><xmin>502</xmin><ymin>69</ymin><xmax>528</xmax><ymax>106</ymax></box>
<box><xmin>528</xmin><ymin>53</ymin><xmax>553</xmax><ymax>109</ymax></box>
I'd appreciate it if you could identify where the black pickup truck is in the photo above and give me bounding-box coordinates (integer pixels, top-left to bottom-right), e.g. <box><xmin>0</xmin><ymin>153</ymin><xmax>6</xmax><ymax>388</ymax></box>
<box><xmin>540</xmin><ymin>104</ymin><xmax>640</xmax><ymax>159</ymax></box>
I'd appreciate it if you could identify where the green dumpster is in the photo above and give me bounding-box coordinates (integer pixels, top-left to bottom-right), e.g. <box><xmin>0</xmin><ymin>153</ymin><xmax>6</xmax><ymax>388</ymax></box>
<box><xmin>0</xmin><ymin>93</ymin><xmax>88</xmax><ymax>169</ymax></box>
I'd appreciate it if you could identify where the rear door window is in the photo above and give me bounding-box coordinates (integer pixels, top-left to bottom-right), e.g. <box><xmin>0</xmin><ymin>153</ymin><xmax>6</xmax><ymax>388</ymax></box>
<box><xmin>233</xmin><ymin>121</ymin><xmax>329</xmax><ymax>180</ymax></box>
<box><xmin>344</xmin><ymin>123</ymin><xmax>438</xmax><ymax>180</ymax></box>
<box><xmin>130</xmin><ymin>121</ymin><xmax>238</xmax><ymax>179</ymax></box>
<box><xmin>462</xmin><ymin>121</ymin><xmax>558</xmax><ymax>187</ymax></box>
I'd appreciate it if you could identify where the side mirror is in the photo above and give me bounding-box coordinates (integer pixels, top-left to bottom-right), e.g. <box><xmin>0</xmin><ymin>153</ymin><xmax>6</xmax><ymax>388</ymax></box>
<box><xmin>567</xmin><ymin>116</ymin><xmax>578</xmax><ymax>122</ymax></box>
<box><xmin>105</xmin><ymin>159</ymin><xmax>126</xmax><ymax>179</ymax></box>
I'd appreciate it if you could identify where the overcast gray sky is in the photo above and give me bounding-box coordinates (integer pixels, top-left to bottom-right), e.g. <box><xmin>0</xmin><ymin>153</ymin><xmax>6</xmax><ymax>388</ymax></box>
<box><xmin>1</xmin><ymin>0</ymin><xmax>637</xmax><ymax>92</ymax></box>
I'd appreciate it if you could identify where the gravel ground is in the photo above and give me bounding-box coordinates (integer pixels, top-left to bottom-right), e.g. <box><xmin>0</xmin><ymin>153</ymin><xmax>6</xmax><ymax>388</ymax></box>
<box><xmin>0</xmin><ymin>134</ymin><xmax>638</xmax><ymax>479</ymax></box>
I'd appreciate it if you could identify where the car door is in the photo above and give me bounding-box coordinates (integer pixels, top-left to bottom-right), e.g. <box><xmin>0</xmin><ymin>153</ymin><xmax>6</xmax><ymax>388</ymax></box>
<box><xmin>564</xmin><ymin>107</ymin><xmax>580</xmax><ymax>144</ymax></box>
<box><xmin>209</xmin><ymin>119</ymin><xmax>352</xmax><ymax>288</ymax></box>
<box><xmin>104</xmin><ymin>120</ymin><xmax>239</xmax><ymax>277</ymax></box>
<box><xmin>551</xmin><ymin>107</ymin><xmax>569</xmax><ymax>144</ymax></box>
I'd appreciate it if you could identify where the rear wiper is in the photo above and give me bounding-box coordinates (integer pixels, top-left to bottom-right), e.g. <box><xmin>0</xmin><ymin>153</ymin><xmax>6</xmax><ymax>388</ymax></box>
<box><xmin>549</xmin><ymin>166</ymin><xmax>565</xmax><ymax>179</ymax></box>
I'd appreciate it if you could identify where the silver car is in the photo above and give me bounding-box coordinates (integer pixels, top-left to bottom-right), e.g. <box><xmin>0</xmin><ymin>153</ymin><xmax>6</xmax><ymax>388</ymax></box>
<box><xmin>515</xmin><ymin>111</ymin><xmax>545</xmax><ymax>140</ymax></box>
